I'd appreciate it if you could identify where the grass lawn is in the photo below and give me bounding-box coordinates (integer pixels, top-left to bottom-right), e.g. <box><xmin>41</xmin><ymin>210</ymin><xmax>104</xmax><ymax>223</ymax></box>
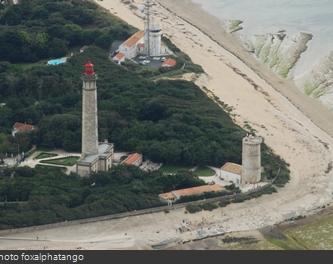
<box><xmin>194</xmin><ymin>166</ymin><xmax>216</xmax><ymax>177</ymax></box>
<box><xmin>159</xmin><ymin>164</ymin><xmax>192</xmax><ymax>174</ymax></box>
<box><xmin>40</xmin><ymin>156</ymin><xmax>80</xmax><ymax>166</ymax></box>
<box><xmin>35</xmin><ymin>152</ymin><xmax>58</xmax><ymax>160</ymax></box>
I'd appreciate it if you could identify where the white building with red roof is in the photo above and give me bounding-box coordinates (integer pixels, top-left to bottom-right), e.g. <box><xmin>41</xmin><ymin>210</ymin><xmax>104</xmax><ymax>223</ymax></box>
<box><xmin>113</xmin><ymin>31</ymin><xmax>145</xmax><ymax>63</ymax></box>
<box><xmin>121</xmin><ymin>153</ymin><xmax>143</xmax><ymax>167</ymax></box>
<box><xmin>159</xmin><ymin>184</ymin><xmax>224</xmax><ymax>202</ymax></box>
<box><xmin>12</xmin><ymin>122</ymin><xmax>36</xmax><ymax>137</ymax></box>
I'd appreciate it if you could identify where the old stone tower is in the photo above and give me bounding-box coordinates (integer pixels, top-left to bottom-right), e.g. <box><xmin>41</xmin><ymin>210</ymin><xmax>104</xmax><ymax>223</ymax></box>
<box><xmin>241</xmin><ymin>135</ymin><xmax>263</xmax><ymax>185</ymax></box>
<box><xmin>81</xmin><ymin>61</ymin><xmax>99</xmax><ymax>156</ymax></box>
<box><xmin>76</xmin><ymin>61</ymin><xmax>114</xmax><ymax>177</ymax></box>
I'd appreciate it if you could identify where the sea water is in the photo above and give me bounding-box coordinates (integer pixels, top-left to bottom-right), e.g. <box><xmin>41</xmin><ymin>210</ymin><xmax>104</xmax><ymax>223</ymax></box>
<box><xmin>191</xmin><ymin>0</ymin><xmax>333</xmax><ymax>78</ymax></box>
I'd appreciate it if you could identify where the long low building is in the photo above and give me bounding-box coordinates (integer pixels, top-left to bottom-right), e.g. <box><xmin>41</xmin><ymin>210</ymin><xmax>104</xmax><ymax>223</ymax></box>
<box><xmin>114</xmin><ymin>31</ymin><xmax>145</xmax><ymax>61</ymax></box>
<box><xmin>121</xmin><ymin>153</ymin><xmax>143</xmax><ymax>167</ymax></box>
<box><xmin>159</xmin><ymin>184</ymin><xmax>224</xmax><ymax>202</ymax></box>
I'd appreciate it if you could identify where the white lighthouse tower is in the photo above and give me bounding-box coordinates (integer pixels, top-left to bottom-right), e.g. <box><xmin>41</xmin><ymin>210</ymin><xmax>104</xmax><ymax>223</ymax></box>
<box><xmin>144</xmin><ymin>0</ymin><xmax>162</xmax><ymax>57</ymax></box>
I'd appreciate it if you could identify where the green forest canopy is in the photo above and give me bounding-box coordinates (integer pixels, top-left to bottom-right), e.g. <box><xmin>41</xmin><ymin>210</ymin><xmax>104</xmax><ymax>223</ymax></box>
<box><xmin>0</xmin><ymin>166</ymin><xmax>205</xmax><ymax>229</ymax></box>
<box><xmin>0</xmin><ymin>0</ymin><xmax>134</xmax><ymax>63</ymax></box>
<box><xmin>0</xmin><ymin>0</ymin><xmax>290</xmax><ymax>186</ymax></box>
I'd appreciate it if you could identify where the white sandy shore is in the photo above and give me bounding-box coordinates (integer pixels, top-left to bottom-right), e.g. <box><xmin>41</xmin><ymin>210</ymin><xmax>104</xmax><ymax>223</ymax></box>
<box><xmin>1</xmin><ymin>0</ymin><xmax>333</xmax><ymax>250</ymax></box>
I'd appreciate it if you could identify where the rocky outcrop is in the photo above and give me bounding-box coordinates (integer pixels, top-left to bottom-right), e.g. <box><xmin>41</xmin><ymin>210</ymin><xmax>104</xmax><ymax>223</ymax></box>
<box><xmin>300</xmin><ymin>52</ymin><xmax>333</xmax><ymax>110</ymax></box>
<box><xmin>227</xmin><ymin>20</ymin><xmax>243</xmax><ymax>34</ymax></box>
<box><xmin>246</xmin><ymin>31</ymin><xmax>313</xmax><ymax>78</ymax></box>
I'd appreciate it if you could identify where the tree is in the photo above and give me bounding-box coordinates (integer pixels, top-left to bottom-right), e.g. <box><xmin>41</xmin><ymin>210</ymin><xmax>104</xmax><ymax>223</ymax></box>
<box><xmin>47</xmin><ymin>38</ymin><xmax>68</xmax><ymax>58</ymax></box>
<box><xmin>0</xmin><ymin>7</ymin><xmax>21</xmax><ymax>25</ymax></box>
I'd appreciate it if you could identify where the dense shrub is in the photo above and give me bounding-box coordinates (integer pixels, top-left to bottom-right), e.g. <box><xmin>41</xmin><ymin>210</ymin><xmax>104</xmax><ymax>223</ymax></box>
<box><xmin>185</xmin><ymin>204</ymin><xmax>202</xmax><ymax>214</ymax></box>
<box><xmin>201</xmin><ymin>202</ymin><xmax>218</xmax><ymax>211</ymax></box>
<box><xmin>0</xmin><ymin>166</ymin><xmax>205</xmax><ymax>229</ymax></box>
<box><xmin>0</xmin><ymin>1</ymin><xmax>290</xmax><ymax>185</ymax></box>
<box><xmin>0</xmin><ymin>0</ymin><xmax>133</xmax><ymax>63</ymax></box>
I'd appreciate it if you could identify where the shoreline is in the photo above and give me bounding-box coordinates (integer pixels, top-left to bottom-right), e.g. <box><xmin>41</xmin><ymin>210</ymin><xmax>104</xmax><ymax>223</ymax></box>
<box><xmin>91</xmin><ymin>0</ymin><xmax>333</xmax><ymax>237</ymax></box>
<box><xmin>156</xmin><ymin>0</ymin><xmax>333</xmax><ymax>137</ymax></box>
<box><xmin>1</xmin><ymin>0</ymin><xmax>332</xmax><ymax>250</ymax></box>
<box><xmin>167</xmin><ymin>204</ymin><xmax>333</xmax><ymax>250</ymax></box>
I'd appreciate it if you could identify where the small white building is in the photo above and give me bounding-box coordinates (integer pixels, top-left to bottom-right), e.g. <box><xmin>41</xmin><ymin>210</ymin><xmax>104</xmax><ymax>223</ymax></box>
<box><xmin>220</xmin><ymin>162</ymin><xmax>242</xmax><ymax>186</ymax></box>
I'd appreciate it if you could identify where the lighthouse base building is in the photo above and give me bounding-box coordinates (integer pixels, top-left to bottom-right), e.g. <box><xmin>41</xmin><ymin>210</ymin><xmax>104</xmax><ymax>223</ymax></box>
<box><xmin>76</xmin><ymin>61</ymin><xmax>114</xmax><ymax>177</ymax></box>
<box><xmin>76</xmin><ymin>142</ymin><xmax>114</xmax><ymax>177</ymax></box>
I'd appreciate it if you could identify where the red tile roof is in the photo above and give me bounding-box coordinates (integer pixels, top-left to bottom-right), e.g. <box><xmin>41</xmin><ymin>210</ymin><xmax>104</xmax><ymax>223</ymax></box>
<box><xmin>162</xmin><ymin>58</ymin><xmax>177</xmax><ymax>68</ymax></box>
<box><xmin>122</xmin><ymin>153</ymin><xmax>142</xmax><ymax>166</ymax></box>
<box><xmin>113</xmin><ymin>52</ymin><xmax>125</xmax><ymax>61</ymax></box>
<box><xmin>13</xmin><ymin>122</ymin><xmax>35</xmax><ymax>133</ymax></box>
<box><xmin>159</xmin><ymin>184</ymin><xmax>224</xmax><ymax>201</ymax></box>
<box><xmin>121</xmin><ymin>31</ymin><xmax>144</xmax><ymax>49</ymax></box>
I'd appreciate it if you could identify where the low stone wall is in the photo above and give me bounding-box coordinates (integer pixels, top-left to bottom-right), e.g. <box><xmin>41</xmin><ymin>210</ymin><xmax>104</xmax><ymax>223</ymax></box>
<box><xmin>0</xmin><ymin>182</ymin><xmax>274</xmax><ymax>236</ymax></box>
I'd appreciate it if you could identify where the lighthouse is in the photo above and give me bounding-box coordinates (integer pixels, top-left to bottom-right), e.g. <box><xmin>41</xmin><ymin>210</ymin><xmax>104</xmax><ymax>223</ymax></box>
<box><xmin>81</xmin><ymin>61</ymin><xmax>99</xmax><ymax>156</ymax></box>
<box><xmin>144</xmin><ymin>0</ymin><xmax>162</xmax><ymax>57</ymax></box>
<box><xmin>77</xmin><ymin>61</ymin><xmax>114</xmax><ymax>177</ymax></box>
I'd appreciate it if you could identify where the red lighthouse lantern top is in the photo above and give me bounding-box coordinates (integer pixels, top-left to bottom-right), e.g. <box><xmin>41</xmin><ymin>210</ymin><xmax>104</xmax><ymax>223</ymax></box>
<box><xmin>84</xmin><ymin>60</ymin><xmax>95</xmax><ymax>75</ymax></box>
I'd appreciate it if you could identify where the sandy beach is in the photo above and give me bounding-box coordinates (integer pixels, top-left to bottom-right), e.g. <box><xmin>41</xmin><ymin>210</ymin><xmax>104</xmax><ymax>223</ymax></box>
<box><xmin>1</xmin><ymin>0</ymin><xmax>333</xmax><ymax>250</ymax></box>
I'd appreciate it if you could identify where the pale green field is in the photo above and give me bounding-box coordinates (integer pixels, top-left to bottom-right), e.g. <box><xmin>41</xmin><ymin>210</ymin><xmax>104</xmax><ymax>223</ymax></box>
<box><xmin>283</xmin><ymin>214</ymin><xmax>333</xmax><ymax>250</ymax></box>
<box><xmin>170</xmin><ymin>211</ymin><xmax>333</xmax><ymax>250</ymax></box>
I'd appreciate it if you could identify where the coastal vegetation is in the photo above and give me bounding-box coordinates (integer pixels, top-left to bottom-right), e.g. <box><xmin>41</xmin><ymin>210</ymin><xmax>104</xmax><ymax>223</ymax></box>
<box><xmin>0</xmin><ymin>0</ymin><xmax>133</xmax><ymax>63</ymax></box>
<box><xmin>0</xmin><ymin>166</ymin><xmax>204</xmax><ymax>229</ymax></box>
<box><xmin>0</xmin><ymin>0</ymin><xmax>291</xmax><ymax>228</ymax></box>
<box><xmin>0</xmin><ymin>45</ymin><xmax>289</xmax><ymax>184</ymax></box>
